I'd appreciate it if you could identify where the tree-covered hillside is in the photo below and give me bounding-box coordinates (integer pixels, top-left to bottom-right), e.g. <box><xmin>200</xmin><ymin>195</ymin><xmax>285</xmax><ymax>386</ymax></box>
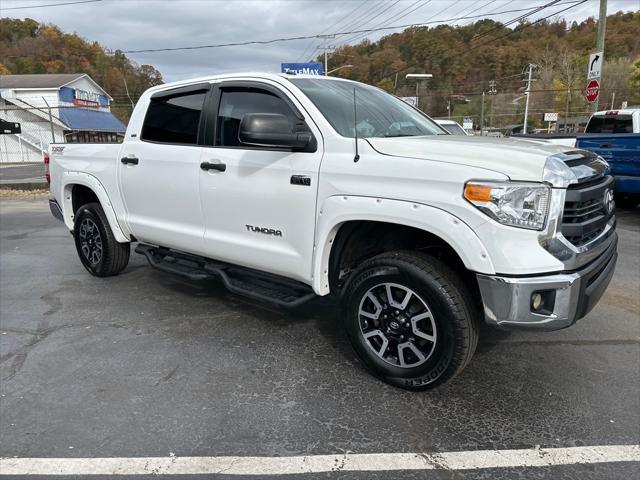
<box><xmin>0</xmin><ymin>18</ymin><xmax>163</xmax><ymax>121</ymax></box>
<box><xmin>322</xmin><ymin>11</ymin><xmax>640</xmax><ymax>124</ymax></box>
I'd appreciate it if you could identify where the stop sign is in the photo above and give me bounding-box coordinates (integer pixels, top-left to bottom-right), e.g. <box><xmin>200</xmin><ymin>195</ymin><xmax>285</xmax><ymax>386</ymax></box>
<box><xmin>585</xmin><ymin>79</ymin><xmax>600</xmax><ymax>103</ymax></box>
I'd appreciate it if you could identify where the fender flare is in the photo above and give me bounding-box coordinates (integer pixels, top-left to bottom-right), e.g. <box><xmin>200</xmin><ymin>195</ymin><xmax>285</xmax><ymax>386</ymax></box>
<box><xmin>60</xmin><ymin>171</ymin><xmax>130</xmax><ymax>243</ymax></box>
<box><xmin>312</xmin><ymin>195</ymin><xmax>495</xmax><ymax>295</ymax></box>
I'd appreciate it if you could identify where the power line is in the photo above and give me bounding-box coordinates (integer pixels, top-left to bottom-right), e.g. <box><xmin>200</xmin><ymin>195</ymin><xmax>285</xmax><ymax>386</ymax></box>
<box><xmin>341</xmin><ymin>0</ymin><xmax>433</xmax><ymax>45</ymax></box>
<box><xmin>0</xmin><ymin>0</ymin><xmax>101</xmax><ymax>10</ymax></box>
<box><xmin>336</xmin><ymin>0</ymin><xmax>404</xmax><ymax>44</ymax></box>
<box><xmin>460</xmin><ymin>0</ymin><xmax>589</xmax><ymax>55</ymax></box>
<box><xmin>393</xmin><ymin>0</ymin><xmax>584</xmax><ymax>79</ymax></box>
<box><xmin>297</xmin><ymin>0</ymin><xmax>370</xmax><ymax>61</ymax></box>
<box><xmin>119</xmin><ymin>1</ymin><xmax>581</xmax><ymax>54</ymax></box>
<box><xmin>456</xmin><ymin>0</ymin><xmax>563</xmax><ymax>47</ymax></box>
<box><xmin>332</xmin><ymin>0</ymin><xmax>400</xmax><ymax>43</ymax></box>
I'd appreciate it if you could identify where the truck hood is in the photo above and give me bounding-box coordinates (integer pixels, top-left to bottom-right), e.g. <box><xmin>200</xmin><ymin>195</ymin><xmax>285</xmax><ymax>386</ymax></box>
<box><xmin>367</xmin><ymin>135</ymin><xmax>572</xmax><ymax>182</ymax></box>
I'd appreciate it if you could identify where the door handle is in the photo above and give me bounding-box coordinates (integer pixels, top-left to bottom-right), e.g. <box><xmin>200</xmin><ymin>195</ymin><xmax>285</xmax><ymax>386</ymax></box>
<box><xmin>200</xmin><ymin>161</ymin><xmax>226</xmax><ymax>172</ymax></box>
<box><xmin>121</xmin><ymin>156</ymin><xmax>139</xmax><ymax>165</ymax></box>
<box><xmin>599</xmin><ymin>143</ymin><xmax>612</xmax><ymax>148</ymax></box>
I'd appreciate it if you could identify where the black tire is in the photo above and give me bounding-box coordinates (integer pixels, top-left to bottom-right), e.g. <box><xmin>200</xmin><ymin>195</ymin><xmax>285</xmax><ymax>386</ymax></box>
<box><xmin>342</xmin><ymin>250</ymin><xmax>479</xmax><ymax>391</ymax></box>
<box><xmin>73</xmin><ymin>202</ymin><xmax>130</xmax><ymax>277</ymax></box>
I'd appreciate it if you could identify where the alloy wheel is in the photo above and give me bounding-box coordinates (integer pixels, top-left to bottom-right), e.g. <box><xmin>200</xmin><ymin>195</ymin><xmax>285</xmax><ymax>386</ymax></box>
<box><xmin>358</xmin><ymin>283</ymin><xmax>437</xmax><ymax>368</ymax></box>
<box><xmin>78</xmin><ymin>218</ymin><xmax>103</xmax><ymax>266</ymax></box>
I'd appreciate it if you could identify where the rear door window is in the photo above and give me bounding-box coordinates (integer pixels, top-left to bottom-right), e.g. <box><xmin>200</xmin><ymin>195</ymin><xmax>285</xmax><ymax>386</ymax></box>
<box><xmin>585</xmin><ymin>115</ymin><xmax>633</xmax><ymax>134</ymax></box>
<box><xmin>141</xmin><ymin>91</ymin><xmax>206</xmax><ymax>144</ymax></box>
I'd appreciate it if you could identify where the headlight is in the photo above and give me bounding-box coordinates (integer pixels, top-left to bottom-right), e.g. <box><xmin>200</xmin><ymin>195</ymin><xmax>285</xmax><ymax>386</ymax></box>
<box><xmin>464</xmin><ymin>181</ymin><xmax>550</xmax><ymax>230</ymax></box>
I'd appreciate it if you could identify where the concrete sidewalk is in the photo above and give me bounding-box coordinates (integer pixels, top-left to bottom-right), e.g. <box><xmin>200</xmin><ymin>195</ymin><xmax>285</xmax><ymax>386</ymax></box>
<box><xmin>0</xmin><ymin>162</ymin><xmax>47</xmax><ymax>190</ymax></box>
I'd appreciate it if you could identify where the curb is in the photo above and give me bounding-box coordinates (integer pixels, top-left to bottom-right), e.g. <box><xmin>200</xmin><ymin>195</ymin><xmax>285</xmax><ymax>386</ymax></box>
<box><xmin>0</xmin><ymin>181</ymin><xmax>48</xmax><ymax>191</ymax></box>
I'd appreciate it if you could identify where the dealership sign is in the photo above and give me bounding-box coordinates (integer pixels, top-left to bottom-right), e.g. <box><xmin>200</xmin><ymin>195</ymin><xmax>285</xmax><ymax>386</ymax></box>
<box><xmin>73</xmin><ymin>89</ymin><xmax>101</xmax><ymax>107</ymax></box>
<box><xmin>585</xmin><ymin>79</ymin><xmax>600</xmax><ymax>103</ymax></box>
<box><xmin>281</xmin><ymin>62</ymin><xmax>324</xmax><ymax>75</ymax></box>
<box><xmin>543</xmin><ymin>112</ymin><xmax>559</xmax><ymax>122</ymax></box>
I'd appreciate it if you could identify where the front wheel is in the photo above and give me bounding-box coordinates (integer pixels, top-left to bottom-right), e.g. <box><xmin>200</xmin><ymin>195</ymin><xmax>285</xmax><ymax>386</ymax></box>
<box><xmin>342</xmin><ymin>251</ymin><xmax>479</xmax><ymax>390</ymax></box>
<box><xmin>73</xmin><ymin>202</ymin><xmax>130</xmax><ymax>277</ymax></box>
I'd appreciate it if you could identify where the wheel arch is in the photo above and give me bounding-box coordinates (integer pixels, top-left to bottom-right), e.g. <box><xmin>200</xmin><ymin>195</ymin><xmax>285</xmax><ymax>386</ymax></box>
<box><xmin>312</xmin><ymin>196</ymin><xmax>495</xmax><ymax>296</ymax></box>
<box><xmin>61</xmin><ymin>173</ymin><xmax>130</xmax><ymax>243</ymax></box>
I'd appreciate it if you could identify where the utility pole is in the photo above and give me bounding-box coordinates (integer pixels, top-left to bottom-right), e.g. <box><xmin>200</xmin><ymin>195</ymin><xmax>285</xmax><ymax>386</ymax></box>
<box><xmin>610</xmin><ymin>92</ymin><xmax>615</xmax><ymax>109</ymax></box>
<box><xmin>592</xmin><ymin>0</ymin><xmax>607</xmax><ymax>113</ymax></box>
<box><xmin>447</xmin><ymin>97</ymin><xmax>451</xmax><ymax>119</ymax></box>
<box><xmin>488</xmin><ymin>80</ymin><xmax>496</xmax><ymax>132</ymax></box>
<box><xmin>480</xmin><ymin>91</ymin><xmax>485</xmax><ymax>135</ymax></box>
<box><xmin>564</xmin><ymin>85</ymin><xmax>571</xmax><ymax>133</ymax></box>
<box><xmin>318</xmin><ymin>35</ymin><xmax>335</xmax><ymax>76</ymax></box>
<box><xmin>523</xmin><ymin>64</ymin><xmax>536</xmax><ymax>134</ymax></box>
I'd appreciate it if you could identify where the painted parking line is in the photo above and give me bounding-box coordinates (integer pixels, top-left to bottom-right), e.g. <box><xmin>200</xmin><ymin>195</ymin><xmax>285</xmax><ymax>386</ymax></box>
<box><xmin>1</xmin><ymin>445</ymin><xmax>639</xmax><ymax>476</ymax></box>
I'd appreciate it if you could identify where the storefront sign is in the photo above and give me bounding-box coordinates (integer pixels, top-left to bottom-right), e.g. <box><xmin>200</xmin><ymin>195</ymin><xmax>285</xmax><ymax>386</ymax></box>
<box><xmin>72</xmin><ymin>89</ymin><xmax>101</xmax><ymax>107</ymax></box>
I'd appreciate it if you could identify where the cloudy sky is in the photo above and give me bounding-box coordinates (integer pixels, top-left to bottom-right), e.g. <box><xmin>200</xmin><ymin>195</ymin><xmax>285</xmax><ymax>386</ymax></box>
<box><xmin>1</xmin><ymin>0</ymin><xmax>638</xmax><ymax>81</ymax></box>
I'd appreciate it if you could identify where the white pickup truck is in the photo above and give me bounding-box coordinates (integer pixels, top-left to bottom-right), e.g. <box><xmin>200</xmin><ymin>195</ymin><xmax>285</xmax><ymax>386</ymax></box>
<box><xmin>47</xmin><ymin>73</ymin><xmax>618</xmax><ymax>390</ymax></box>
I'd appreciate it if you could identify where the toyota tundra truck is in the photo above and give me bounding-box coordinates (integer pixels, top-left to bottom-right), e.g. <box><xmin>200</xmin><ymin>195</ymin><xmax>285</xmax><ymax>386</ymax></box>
<box><xmin>47</xmin><ymin>73</ymin><xmax>618</xmax><ymax>390</ymax></box>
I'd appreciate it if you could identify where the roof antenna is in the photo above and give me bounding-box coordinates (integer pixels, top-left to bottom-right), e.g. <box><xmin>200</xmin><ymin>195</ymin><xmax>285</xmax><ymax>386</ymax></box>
<box><xmin>353</xmin><ymin>87</ymin><xmax>360</xmax><ymax>163</ymax></box>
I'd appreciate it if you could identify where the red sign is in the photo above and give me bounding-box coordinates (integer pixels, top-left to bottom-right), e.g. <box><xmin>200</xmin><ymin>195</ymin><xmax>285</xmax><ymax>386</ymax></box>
<box><xmin>72</xmin><ymin>98</ymin><xmax>99</xmax><ymax>107</ymax></box>
<box><xmin>585</xmin><ymin>79</ymin><xmax>600</xmax><ymax>103</ymax></box>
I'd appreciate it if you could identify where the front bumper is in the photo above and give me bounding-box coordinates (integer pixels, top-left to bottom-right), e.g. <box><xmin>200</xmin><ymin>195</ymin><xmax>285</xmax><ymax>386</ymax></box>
<box><xmin>477</xmin><ymin>234</ymin><xmax>617</xmax><ymax>331</ymax></box>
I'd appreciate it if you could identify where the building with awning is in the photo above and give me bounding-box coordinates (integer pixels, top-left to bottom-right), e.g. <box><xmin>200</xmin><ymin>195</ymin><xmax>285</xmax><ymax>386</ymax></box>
<box><xmin>0</xmin><ymin>73</ymin><xmax>126</xmax><ymax>162</ymax></box>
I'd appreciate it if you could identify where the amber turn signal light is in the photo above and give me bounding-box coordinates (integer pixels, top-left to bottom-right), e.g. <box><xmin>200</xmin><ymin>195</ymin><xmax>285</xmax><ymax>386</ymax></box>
<box><xmin>464</xmin><ymin>184</ymin><xmax>492</xmax><ymax>202</ymax></box>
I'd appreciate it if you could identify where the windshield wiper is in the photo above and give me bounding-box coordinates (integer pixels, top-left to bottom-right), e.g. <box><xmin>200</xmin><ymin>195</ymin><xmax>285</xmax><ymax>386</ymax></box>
<box><xmin>383</xmin><ymin>133</ymin><xmax>417</xmax><ymax>137</ymax></box>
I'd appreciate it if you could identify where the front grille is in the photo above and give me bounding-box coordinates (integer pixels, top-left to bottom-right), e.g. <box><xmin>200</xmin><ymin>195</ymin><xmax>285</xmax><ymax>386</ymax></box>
<box><xmin>561</xmin><ymin>175</ymin><xmax>614</xmax><ymax>247</ymax></box>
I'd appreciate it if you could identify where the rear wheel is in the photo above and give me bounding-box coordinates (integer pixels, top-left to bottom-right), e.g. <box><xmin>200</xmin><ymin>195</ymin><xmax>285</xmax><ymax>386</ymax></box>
<box><xmin>342</xmin><ymin>251</ymin><xmax>478</xmax><ymax>390</ymax></box>
<box><xmin>74</xmin><ymin>202</ymin><xmax>129</xmax><ymax>277</ymax></box>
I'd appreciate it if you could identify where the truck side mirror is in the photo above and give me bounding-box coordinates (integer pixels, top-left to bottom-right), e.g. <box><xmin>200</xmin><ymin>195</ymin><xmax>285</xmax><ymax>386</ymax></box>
<box><xmin>239</xmin><ymin>113</ymin><xmax>311</xmax><ymax>150</ymax></box>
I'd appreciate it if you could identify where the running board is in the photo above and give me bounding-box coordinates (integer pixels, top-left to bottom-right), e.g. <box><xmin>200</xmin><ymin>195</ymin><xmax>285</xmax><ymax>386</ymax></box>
<box><xmin>135</xmin><ymin>244</ymin><xmax>316</xmax><ymax>308</ymax></box>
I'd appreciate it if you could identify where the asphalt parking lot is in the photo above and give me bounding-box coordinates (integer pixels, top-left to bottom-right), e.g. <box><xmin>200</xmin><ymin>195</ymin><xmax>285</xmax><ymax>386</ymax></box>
<box><xmin>0</xmin><ymin>196</ymin><xmax>638</xmax><ymax>479</ymax></box>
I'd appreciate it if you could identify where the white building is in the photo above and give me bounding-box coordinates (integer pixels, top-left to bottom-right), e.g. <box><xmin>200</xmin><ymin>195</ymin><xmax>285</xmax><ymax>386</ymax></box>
<box><xmin>0</xmin><ymin>74</ymin><xmax>126</xmax><ymax>163</ymax></box>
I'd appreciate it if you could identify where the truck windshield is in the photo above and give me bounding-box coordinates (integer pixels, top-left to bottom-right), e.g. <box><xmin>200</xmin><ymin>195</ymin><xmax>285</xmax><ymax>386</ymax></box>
<box><xmin>290</xmin><ymin>78</ymin><xmax>445</xmax><ymax>138</ymax></box>
<box><xmin>585</xmin><ymin>114</ymin><xmax>633</xmax><ymax>133</ymax></box>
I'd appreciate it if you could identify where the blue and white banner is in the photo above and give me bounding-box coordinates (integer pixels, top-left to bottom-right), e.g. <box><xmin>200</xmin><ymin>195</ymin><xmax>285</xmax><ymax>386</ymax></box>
<box><xmin>281</xmin><ymin>63</ymin><xmax>324</xmax><ymax>75</ymax></box>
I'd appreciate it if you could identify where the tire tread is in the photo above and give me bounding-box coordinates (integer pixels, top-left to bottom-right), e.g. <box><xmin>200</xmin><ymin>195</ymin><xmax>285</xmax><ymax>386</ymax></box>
<box><xmin>343</xmin><ymin>249</ymin><xmax>480</xmax><ymax>390</ymax></box>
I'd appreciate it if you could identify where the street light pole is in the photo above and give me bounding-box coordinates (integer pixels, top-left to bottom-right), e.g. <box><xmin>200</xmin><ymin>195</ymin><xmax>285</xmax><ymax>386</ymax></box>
<box><xmin>326</xmin><ymin>64</ymin><xmax>353</xmax><ymax>75</ymax></box>
<box><xmin>480</xmin><ymin>92</ymin><xmax>485</xmax><ymax>135</ymax></box>
<box><xmin>406</xmin><ymin>74</ymin><xmax>433</xmax><ymax>112</ymax></box>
